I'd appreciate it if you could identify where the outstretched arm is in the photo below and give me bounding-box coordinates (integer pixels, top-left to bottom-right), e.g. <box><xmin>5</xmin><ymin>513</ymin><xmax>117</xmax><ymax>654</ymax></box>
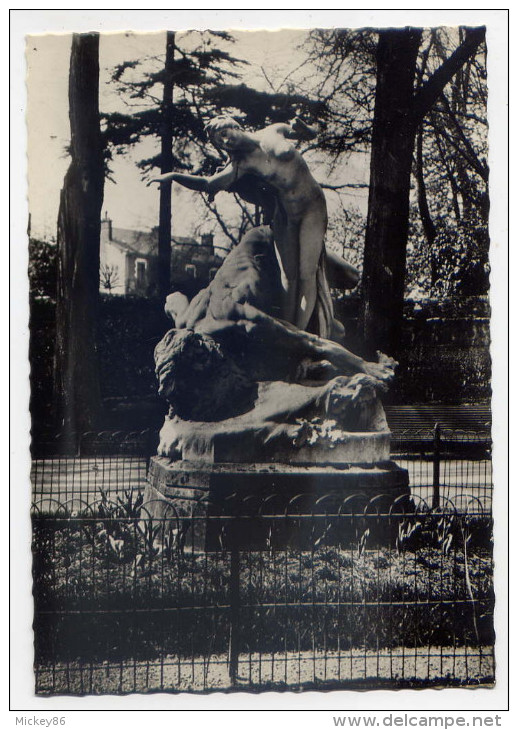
<box><xmin>147</xmin><ymin>170</ymin><xmax>207</xmax><ymax>191</ymax></box>
<box><xmin>148</xmin><ymin>163</ymin><xmax>241</xmax><ymax>194</ymax></box>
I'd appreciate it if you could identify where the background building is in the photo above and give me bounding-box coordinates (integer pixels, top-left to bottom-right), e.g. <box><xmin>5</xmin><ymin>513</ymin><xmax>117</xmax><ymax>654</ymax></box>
<box><xmin>100</xmin><ymin>215</ymin><xmax>224</xmax><ymax>297</ymax></box>
<box><xmin>170</xmin><ymin>233</ymin><xmax>224</xmax><ymax>298</ymax></box>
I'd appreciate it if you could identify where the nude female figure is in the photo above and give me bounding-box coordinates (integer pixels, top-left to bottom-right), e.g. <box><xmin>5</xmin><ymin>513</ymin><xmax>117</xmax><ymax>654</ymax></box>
<box><xmin>149</xmin><ymin>115</ymin><xmax>334</xmax><ymax>337</ymax></box>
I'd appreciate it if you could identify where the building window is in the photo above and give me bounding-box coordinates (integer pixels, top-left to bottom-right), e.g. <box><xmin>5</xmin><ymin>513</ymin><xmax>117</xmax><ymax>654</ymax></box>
<box><xmin>136</xmin><ymin>259</ymin><xmax>147</xmax><ymax>288</ymax></box>
<box><xmin>185</xmin><ymin>264</ymin><xmax>196</xmax><ymax>278</ymax></box>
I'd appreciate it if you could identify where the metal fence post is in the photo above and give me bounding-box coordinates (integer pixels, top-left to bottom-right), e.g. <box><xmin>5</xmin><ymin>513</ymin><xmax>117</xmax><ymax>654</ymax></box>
<box><xmin>228</xmin><ymin>534</ymin><xmax>240</xmax><ymax>686</ymax></box>
<box><xmin>76</xmin><ymin>432</ymin><xmax>82</xmax><ymax>458</ymax></box>
<box><xmin>145</xmin><ymin>430</ymin><xmax>153</xmax><ymax>471</ymax></box>
<box><xmin>433</xmin><ymin>422</ymin><xmax>441</xmax><ymax>509</ymax></box>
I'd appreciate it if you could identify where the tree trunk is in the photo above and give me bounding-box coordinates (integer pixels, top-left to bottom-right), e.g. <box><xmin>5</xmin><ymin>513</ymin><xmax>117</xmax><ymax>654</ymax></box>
<box><xmin>415</xmin><ymin>125</ymin><xmax>438</xmax><ymax>284</ymax></box>
<box><xmin>359</xmin><ymin>29</ymin><xmax>422</xmax><ymax>357</ymax></box>
<box><xmin>54</xmin><ymin>33</ymin><xmax>104</xmax><ymax>443</ymax></box>
<box><xmin>158</xmin><ymin>31</ymin><xmax>175</xmax><ymax>300</ymax></box>
<box><xmin>359</xmin><ymin>26</ymin><xmax>485</xmax><ymax>357</ymax></box>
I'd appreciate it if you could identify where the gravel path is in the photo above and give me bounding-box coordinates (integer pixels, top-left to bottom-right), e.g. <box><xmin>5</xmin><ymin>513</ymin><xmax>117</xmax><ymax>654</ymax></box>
<box><xmin>30</xmin><ymin>457</ymin><xmax>492</xmax><ymax>512</ymax></box>
<box><xmin>35</xmin><ymin>646</ymin><xmax>494</xmax><ymax>695</ymax></box>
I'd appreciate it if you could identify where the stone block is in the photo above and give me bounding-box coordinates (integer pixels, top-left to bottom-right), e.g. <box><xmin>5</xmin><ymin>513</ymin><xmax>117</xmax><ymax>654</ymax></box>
<box><xmin>144</xmin><ymin>456</ymin><xmax>410</xmax><ymax>551</ymax></box>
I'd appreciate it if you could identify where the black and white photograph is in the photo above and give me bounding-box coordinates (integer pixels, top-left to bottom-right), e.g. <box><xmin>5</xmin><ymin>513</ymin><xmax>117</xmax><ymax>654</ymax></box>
<box><xmin>11</xmin><ymin>8</ymin><xmax>508</xmax><ymax>711</ymax></box>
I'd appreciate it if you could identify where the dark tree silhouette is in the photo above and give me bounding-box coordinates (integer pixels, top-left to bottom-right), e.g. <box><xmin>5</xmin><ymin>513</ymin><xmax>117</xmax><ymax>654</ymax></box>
<box><xmin>157</xmin><ymin>32</ymin><xmax>176</xmax><ymax>299</ymax></box>
<box><xmin>103</xmin><ymin>33</ymin><xmax>327</xmax><ymax>255</ymax></box>
<box><xmin>102</xmin><ymin>32</ymin><xmax>246</xmax><ymax>292</ymax></box>
<box><xmin>359</xmin><ymin>26</ymin><xmax>486</xmax><ymax>357</ymax></box>
<box><xmin>415</xmin><ymin>31</ymin><xmax>489</xmax><ymax>296</ymax></box>
<box><xmin>54</xmin><ymin>33</ymin><xmax>104</xmax><ymax>441</ymax></box>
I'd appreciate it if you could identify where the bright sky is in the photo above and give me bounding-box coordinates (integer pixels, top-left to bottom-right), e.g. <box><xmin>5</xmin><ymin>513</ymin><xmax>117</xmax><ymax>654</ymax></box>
<box><xmin>26</xmin><ymin>29</ymin><xmax>370</xmax><ymax>244</ymax></box>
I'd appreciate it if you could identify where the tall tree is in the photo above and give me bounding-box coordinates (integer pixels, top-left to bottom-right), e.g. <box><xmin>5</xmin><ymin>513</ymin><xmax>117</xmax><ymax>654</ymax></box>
<box><xmin>304</xmin><ymin>28</ymin><xmax>378</xmax><ymax>160</ymax></box>
<box><xmin>412</xmin><ymin>32</ymin><xmax>489</xmax><ymax>295</ymax></box>
<box><xmin>103</xmin><ymin>32</ymin><xmax>245</xmax><ymax>285</ymax></box>
<box><xmin>359</xmin><ymin>26</ymin><xmax>485</xmax><ymax>357</ymax></box>
<box><xmin>103</xmin><ymin>32</ymin><xmax>326</xmax><ymax>253</ymax></box>
<box><xmin>54</xmin><ymin>33</ymin><xmax>104</xmax><ymax>442</ymax></box>
<box><xmin>303</xmin><ymin>27</ymin><xmax>488</xmax><ymax>302</ymax></box>
<box><xmin>157</xmin><ymin>32</ymin><xmax>176</xmax><ymax>299</ymax></box>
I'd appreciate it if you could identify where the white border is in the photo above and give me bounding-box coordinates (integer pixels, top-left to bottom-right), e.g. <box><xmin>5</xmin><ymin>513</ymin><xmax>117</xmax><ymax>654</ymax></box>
<box><xmin>9</xmin><ymin>6</ymin><xmax>510</xmax><ymax>721</ymax></box>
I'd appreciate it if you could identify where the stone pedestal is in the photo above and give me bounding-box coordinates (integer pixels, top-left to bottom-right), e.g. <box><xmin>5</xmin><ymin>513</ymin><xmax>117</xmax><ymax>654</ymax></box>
<box><xmin>144</xmin><ymin>374</ymin><xmax>409</xmax><ymax>551</ymax></box>
<box><xmin>144</xmin><ymin>456</ymin><xmax>410</xmax><ymax>551</ymax></box>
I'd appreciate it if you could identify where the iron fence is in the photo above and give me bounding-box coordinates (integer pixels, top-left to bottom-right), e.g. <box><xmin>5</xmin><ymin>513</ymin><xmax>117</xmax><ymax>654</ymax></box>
<box><xmin>391</xmin><ymin>426</ymin><xmax>492</xmax><ymax>511</ymax></box>
<box><xmin>32</xmin><ymin>492</ymin><xmax>494</xmax><ymax>695</ymax></box>
<box><xmin>31</xmin><ymin>426</ymin><xmax>493</xmax><ymax>511</ymax></box>
<box><xmin>30</xmin><ymin>425</ymin><xmax>494</xmax><ymax>694</ymax></box>
<box><xmin>30</xmin><ymin>430</ymin><xmax>155</xmax><ymax>506</ymax></box>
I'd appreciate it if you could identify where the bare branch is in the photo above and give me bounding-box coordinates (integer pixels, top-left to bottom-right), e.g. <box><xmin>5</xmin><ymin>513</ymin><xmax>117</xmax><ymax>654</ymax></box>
<box><xmin>426</xmin><ymin>114</ymin><xmax>488</xmax><ymax>182</ymax></box>
<box><xmin>260</xmin><ymin>65</ymin><xmax>277</xmax><ymax>92</ymax></box>
<box><xmin>232</xmin><ymin>193</ymin><xmax>255</xmax><ymax>227</ymax></box>
<box><xmin>199</xmin><ymin>194</ymin><xmax>238</xmax><ymax>247</ymax></box>
<box><xmin>436</xmin><ymin>93</ymin><xmax>489</xmax><ymax>180</ymax></box>
<box><xmin>412</xmin><ymin>27</ymin><xmax>486</xmax><ymax>124</ymax></box>
<box><xmin>320</xmin><ymin>182</ymin><xmax>369</xmax><ymax>190</ymax></box>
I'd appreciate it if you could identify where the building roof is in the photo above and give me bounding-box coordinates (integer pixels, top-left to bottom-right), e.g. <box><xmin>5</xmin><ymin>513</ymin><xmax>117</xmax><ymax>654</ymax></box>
<box><xmin>172</xmin><ymin>236</ymin><xmax>198</xmax><ymax>247</ymax></box>
<box><xmin>110</xmin><ymin>227</ymin><xmax>158</xmax><ymax>257</ymax></box>
<box><xmin>171</xmin><ymin>245</ymin><xmax>223</xmax><ymax>265</ymax></box>
<box><xmin>104</xmin><ymin>222</ymin><xmax>224</xmax><ymax>264</ymax></box>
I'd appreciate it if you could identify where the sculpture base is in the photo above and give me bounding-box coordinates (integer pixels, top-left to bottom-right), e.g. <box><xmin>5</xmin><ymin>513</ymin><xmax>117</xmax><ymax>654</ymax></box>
<box><xmin>158</xmin><ymin>415</ymin><xmax>391</xmax><ymax>465</ymax></box>
<box><xmin>144</xmin><ymin>457</ymin><xmax>410</xmax><ymax>551</ymax></box>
